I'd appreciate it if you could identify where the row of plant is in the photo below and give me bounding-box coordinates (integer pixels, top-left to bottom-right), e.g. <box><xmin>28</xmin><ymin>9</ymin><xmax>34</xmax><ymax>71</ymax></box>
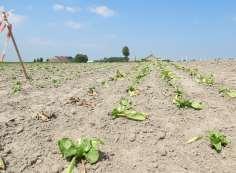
<box><xmin>156</xmin><ymin>60</ymin><xmax>204</xmax><ymax>110</ymax></box>
<box><xmin>172</xmin><ymin>63</ymin><xmax>236</xmax><ymax>98</ymax></box>
<box><xmin>56</xmin><ymin>63</ymin><xmax>153</xmax><ymax>172</ymax></box>
<box><xmin>171</xmin><ymin>63</ymin><xmax>215</xmax><ymax>86</ymax></box>
<box><xmin>155</xmin><ymin>61</ymin><xmax>231</xmax><ymax>152</ymax></box>
<box><xmin>126</xmin><ymin>63</ymin><xmax>152</xmax><ymax>97</ymax></box>
<box><xmin>111</xmin><ymin>62</ymin><xmax>152</xmax><ymax>121</ymax></box>
<box><xmin>9</xmin><ymin>63</ymin><xmax>121</xmax><ymax>94</ymax></box>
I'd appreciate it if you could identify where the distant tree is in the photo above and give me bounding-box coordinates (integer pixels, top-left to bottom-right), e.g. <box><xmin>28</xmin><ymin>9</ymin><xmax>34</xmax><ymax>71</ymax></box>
<box><xmin>40</xmin><ymin>58</ymin><xmax>43</xmax><ymax>62</ymax></box>
<box><xmin>74</xmin><ymin>54</ymin><xmax>88</xmax><ymax>63</ymax></box>
<box><xmin>33</xmin><ymin>59</ymin><xmax>36</xmax><ymax>62</ymax></box>
<box><xmin>122</xmin><ymin>46</ymin><xmax>130</xmax><ymax>61</ymax></box>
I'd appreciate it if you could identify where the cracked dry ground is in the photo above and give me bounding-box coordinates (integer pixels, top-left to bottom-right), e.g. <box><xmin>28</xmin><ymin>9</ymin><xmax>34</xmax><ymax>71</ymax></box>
<box><xmin>0</xmin><ymin>61</ymin><xmax>236</xmax><ymax>173</ymax></box>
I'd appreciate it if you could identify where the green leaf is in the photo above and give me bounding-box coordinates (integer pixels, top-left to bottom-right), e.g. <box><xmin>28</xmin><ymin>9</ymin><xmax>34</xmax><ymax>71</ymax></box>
<box><xmin>191</xmin><ymin>101</ymin><xmax>204</xmax><ymax>110</ymax></box>
<box><xmin>91</xmin><ymin>139</ymin><xmax>104</xmax><ymax>149</ymax></box>
<box><xmin>124</xmin><ymin>110</ymin><xmax>147</xmax><ymax>121</ymax></box>
<box><xmin>58</xmin><ymin>138</ymin><xmax>79</xmax><ymax>159</ymax></box>
<box><xmin>226</xmin><ymin>90</ymin><xmax>236</xmax><ymax>98</ymax></box>
<box><xmin>84</xmin><ymin>148</ymin><xmax>100</xmax><ymax>164</ymax></box>
<box><xmin>213</xmin><ymin>143</ymin><xmax>222</xmax><ymax>153</ymax></box>
<box><xmin>79</xmin><ymin>138</ymin><xmax>92</xmax><ymax>153</ymax></box>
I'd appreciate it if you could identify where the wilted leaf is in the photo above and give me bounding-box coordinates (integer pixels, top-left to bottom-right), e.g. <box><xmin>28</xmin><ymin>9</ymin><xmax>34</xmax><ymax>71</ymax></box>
<box><xmin>186</xmin><ymin>136</ymin><xmax>203</xmax><ymax>144</ymax></box>
<box><xmin>0</xmin><ymin>157</ymin><xmax>5</xmax><ymax>170</ymax></box>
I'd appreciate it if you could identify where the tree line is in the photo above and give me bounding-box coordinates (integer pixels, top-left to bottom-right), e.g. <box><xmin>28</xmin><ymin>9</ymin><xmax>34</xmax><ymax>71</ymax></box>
<box><xmin>33</xmin><ymin>46</ymin><xmax>130</xmax><ymax>63</ymax></box>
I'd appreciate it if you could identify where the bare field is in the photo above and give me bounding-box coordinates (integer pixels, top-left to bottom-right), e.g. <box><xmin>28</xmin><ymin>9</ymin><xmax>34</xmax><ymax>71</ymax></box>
<box><xmin>0</xmin><ymin>60</ymin><xmax>236</xmax><ymax>173</ymax></box>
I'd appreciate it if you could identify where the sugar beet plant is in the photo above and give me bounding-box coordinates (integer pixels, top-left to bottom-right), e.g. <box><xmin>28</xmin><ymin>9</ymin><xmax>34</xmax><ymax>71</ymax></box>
<box><xmin>12</xmin><ymin>81</ymin><xmax>22</xmax><ymax>94</ymax></box>
<box><xmin>187</xmin><ymin>131</ymin><xmax>230</xmax><ymax>153</ymax></box>
<box><xmin>219</xmin><ymin>86</ymin><xmax>236</xmax><ymax>98</ymax></box>
<box><xmin>173</xmin><ymin>63</ymin><xmax>236</xmax><ymax>98</ymax></box>
<box><xmin>111</xmin><ymin>98</ymin><xmax>147</xmax><ymax>121</ymax></box>
<box><xmin>157</xmin><ymin>61</ymin><xmax>203</xmax><ymax>110</ymax></box>
<box><xmin>58</xmin><ymin>137</ymin><xmax>103</xmax><ymax>173</ymax></box>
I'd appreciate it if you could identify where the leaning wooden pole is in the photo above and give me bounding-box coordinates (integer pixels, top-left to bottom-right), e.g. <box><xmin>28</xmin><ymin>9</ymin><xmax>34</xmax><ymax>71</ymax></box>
<box><xmin>2</xmin><ymin>12</ymin><xmax>29</xmax><ymax>80</ymax></box>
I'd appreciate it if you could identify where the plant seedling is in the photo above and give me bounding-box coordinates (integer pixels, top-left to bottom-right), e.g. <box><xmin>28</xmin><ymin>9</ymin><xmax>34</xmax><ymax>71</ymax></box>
<box><xmin>173</xmin><ymin>95</ymin><xmax>203</xmax><ymax>110</ymax></box>
<box><xmin>219</xmin><ymin>86</ymin><xmax>236</xmax><ymax>98</ymax></box>
<box><xmin>187</xmin><ymin>131</ymin><xmax>230</xmax><ymax>153</ymax></box>
<box><xmin>58</xmin><ymin>137</ymin><xmax>104</xmax><ymax>173</ymax></box>
<box><xmin>197</xmin><ymin>74</ymin><xmax>215</xmax><ymax>86</ymax></box>
<box><xmin>208</xmin><ymin>131</ymin><xmax>230</xmax><ymax>153</ymax></box>
<box><xmin>127</xmin><ymin>85</ymin><xmax>140</xmax><ymax>96</ymax></box>
<box><xmin>88</xmin><ymin>86</ymin><xmax>97</xmax><ymax>96</ymax></box>
<box><xmin>12</xmin><ymin>81</ymin><xmax>22</xmax><ymax>94</ymax></box>
<box><xmin>110</xmin><ymin>70</ymin><xmax>126</xmax><ymax>81</ymax></box>
<box><xmin>111</xmin><ymin>98</ymin><xmax>147</xmax><ymax>121</ymax></box>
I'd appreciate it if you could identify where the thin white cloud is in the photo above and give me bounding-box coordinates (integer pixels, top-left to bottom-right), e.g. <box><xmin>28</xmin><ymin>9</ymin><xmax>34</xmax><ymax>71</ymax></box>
<box><xmin>90</xmin><ymin>6</ymin><xmax>115</xmax><ymax>17</ymax></box>
<box><xmin>53</xmin><ymin>4</ymin><xmax>80</xmax><ymax>13</ymax></box>
<box><xmin>65</xmin><ymin>21</ymin><xmax>81</xmax><ymax>30</ymax></box>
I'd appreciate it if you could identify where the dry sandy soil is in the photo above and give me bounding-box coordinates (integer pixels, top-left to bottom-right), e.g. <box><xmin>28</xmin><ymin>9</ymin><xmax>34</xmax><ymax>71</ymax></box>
<box><xmin>0</xmin><ymin>60</ymin><xmax>236</xmax><ymax>173</ymax></box>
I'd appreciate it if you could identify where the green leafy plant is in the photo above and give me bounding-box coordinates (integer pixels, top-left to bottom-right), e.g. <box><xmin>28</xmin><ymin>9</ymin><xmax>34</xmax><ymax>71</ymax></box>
<box><xmin>58</xmin><ymin>137</ymin><xmax>104</xmax><ymax>173</ymax></box>
<box><xmin>134</xmin><ymin>65</ymin><xmax>151</xmax><ymax>84</ymax></box>
<box><xmin>160</xmin><ymin>69</ymin><xmax>176</xmax><ymax>82</ymax></box>
<box><xmin>12</xmin><ymin>81</ymin><xmax>22</xmax><ymax>94</ymax></box>
<box><xmin>187</xmin><ymin>131</ymin><xmax>230</xmax><ymax>153</ymax></box>
<box><xmin>208</xmin><ymin>131</ymin><xmax>229</xmax><ymax>153</ymax></box>
<box><xmin>219</xmin><ymin>86</ymin><xmax>236</xmax><ymax>98</ymax></box>
<box><xmin>110</xmin><ymin>70</ymin><xmax>126</xmax><ymax>81</ymax></box>
<box><xmin>197</xmin><ymin>74</ymin><xmax>215</xmax><ymax>86</ymax></box>
<box><xmin>111</xmin><ymin>98</ymin><xmax>147</xmax><ymax>121</ymax></box>
<box><xmin>173</xmin><ymin>95</ymin><xmax>203</xmax><ymax>110</ymax></box>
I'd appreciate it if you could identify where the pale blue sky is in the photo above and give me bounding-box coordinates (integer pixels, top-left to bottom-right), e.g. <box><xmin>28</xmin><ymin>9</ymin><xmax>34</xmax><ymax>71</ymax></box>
<box><xmin>1</xmin><ymin>0</ymin><xmax>236</xmax><ymax>61</ymax></box>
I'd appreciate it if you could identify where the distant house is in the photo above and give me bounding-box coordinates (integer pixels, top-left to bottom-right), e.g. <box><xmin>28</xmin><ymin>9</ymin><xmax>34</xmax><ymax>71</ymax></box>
<box><xmin>144</xmin><ymin>54</ymin><xmax>159</xmax><ymax>61</ymax></box>
<box><xmin>48</xmin><ymin>56</ymin><xmax>73</xmax><ymax>63</ymax></box>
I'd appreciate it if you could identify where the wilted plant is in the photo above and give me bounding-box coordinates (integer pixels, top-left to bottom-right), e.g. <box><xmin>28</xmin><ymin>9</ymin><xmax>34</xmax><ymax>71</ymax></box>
<box><xmin>219</xmin><ymin>86</ymin><xmax>236</xmax><ymax>98</ymax></box>
<box><xmin>187</xmin><ymin>131</ymin><xmax>230</xmax><ymax>153</ymax></box>
<box><xmin>127</xmin><ymin>85</ymin><xmax>140</xmax><ymax>96</ymax></box>
<box><xmin>111</xmin><ymin>98</ymin><xmax>147</xmax><ymax>121</ymax></box>
<box><xmin>173</xmin><ymin>95</ymin><xmax>203</xmax><ymax>110</ymax></box>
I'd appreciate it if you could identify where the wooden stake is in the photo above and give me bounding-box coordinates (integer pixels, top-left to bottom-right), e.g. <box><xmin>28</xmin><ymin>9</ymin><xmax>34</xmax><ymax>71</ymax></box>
<box><xmin>2</xmin><ymin>12</ymin><xmax>29</xmax><ymax>80</ymax></box>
